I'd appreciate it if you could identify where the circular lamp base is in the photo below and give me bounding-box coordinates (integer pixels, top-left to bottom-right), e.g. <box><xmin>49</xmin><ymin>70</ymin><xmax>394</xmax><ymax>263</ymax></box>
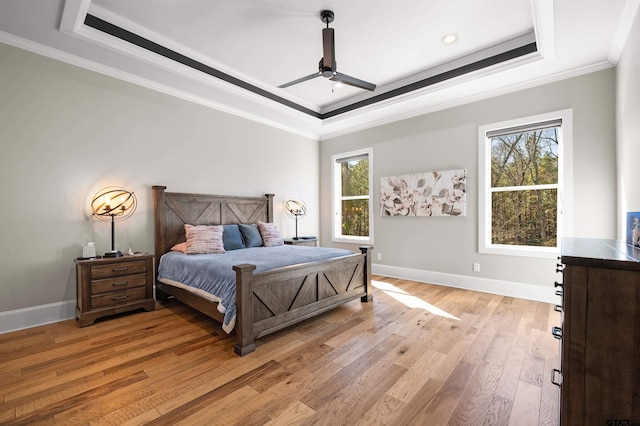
<box><xmin>104</xmin><ymin>250</ymin><xmax>123</xmax><ymax>258</ymax></box>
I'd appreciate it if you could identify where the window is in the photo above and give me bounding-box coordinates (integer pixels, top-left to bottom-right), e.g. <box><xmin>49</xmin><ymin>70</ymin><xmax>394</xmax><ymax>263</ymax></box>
<box><xmin>332</xmin><ymin>148</ymin><xmax>373</xmax><ymax>244</ymax></box>
<box><xmin>479</xmin><ymin>110</ymin><xmax>572</xmax><ymax>257</ymax></box>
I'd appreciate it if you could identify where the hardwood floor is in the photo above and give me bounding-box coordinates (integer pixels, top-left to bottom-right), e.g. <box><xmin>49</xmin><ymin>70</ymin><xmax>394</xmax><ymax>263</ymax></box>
<box><xmin>0</xmin><ymin>276</ymin><xmax>560</xmax><ymax>425</ymax></box>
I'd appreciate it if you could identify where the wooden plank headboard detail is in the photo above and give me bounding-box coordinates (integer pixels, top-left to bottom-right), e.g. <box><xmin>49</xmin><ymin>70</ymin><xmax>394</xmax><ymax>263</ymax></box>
<box><xmin>152</xmin><ymin>186</ymin><xmax>274</xmax><ymax>258</ymax></box>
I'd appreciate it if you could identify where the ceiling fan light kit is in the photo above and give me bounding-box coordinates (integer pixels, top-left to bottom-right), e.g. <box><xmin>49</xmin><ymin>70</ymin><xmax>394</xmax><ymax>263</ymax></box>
<box><xmin>279</xmin><ymin>10</ymin><xmax>376</xmax><ymax>92</ymax></box>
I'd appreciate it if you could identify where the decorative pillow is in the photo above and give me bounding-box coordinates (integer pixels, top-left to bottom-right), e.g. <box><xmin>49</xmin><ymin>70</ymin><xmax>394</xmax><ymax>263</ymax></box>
<box><xmin>184</xmin><ymin>224</ymin><xmax>224</xmax><ymax>254</ymax></box>
<box><xmin>257</xmin><ymin>221</ymin><xmax>283</xmax><ymax>247</ymax></box>
<box><xmin>239</xmin><ymin>223</ymin><xmax>263</xmax><ymax>248</ymax></box>
<box><xmin>222</xmin><ymin>224</ymin><xmax>245</xmax><ymax>251</ymax></box>
<box><xmin>170</xmin><ymin>242</ymin><xmax>187</xmax><ymax>253</ymax></box>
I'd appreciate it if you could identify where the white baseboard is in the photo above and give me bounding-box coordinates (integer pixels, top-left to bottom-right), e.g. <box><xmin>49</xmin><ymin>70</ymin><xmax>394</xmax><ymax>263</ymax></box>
<box><xmin>0</xmin><ymin>265</ymin><xmax>556</xmax><ymax>334</ymax></box>
<box><xmin>0</xmin><ymin>300</ymin><xmax>76</xmax><ymax>334</ymax></box>
<box><xmin>372</xmin><ymin>263</ymin><xmax>560</xmax><ymax>305</ymax></box>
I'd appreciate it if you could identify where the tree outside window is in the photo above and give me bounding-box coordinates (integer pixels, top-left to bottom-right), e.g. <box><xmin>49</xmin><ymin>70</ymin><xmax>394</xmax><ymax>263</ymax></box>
<box><xmin>490</xmin><ymin>127</ymin><xmax>559</xmax><ymax>247</ymax></box>
<box><xmin>332</xmin><ymin>148</ymin><xmax>373</xmax><ymax>244</ymax></box>
<box><xmin>341</xmin><ymin>158</ymin><xmax>369</xmax><ymax>237</ymax></box>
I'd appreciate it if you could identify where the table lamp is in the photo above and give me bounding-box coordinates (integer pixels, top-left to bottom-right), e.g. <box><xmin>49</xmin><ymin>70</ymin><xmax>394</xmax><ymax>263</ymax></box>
<box><xmin>285</xmin><ymin>198</ymin><xmax>307</xmax><ymax>240</ymax></box>
<box><xmin>91</xmin><ymin>186</ymin><xmax>137</xmax><ymax>257</ymax></box>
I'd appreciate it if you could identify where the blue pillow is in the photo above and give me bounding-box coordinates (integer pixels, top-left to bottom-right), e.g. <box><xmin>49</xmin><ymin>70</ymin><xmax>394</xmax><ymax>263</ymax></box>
<box><xmin>239</xmin><ymin>223</ymin><xmax>263</xmax><ymax>248</ymax></box>
<box><xmin>222</xmin><ymin>224</ymin><xmax>245</xmax><ymax>251</ymax></box>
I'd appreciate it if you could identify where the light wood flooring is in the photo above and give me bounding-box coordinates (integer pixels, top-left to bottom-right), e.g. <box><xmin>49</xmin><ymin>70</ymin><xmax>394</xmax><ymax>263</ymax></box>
<box><xmin>0</xmin><ymin>275</ymin><xmax>560</xmax><ymax>425</ymax></box>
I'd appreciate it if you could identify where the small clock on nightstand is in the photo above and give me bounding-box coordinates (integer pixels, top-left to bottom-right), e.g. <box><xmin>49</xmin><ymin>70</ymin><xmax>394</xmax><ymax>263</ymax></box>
<box><xmin>75</xmin><ymin>254</ymin><xmax>155</xmax><ymax>326</ymax></box>
<box><xmin>283</xmin><ymin>237</ymin><xmax>318</xmax><ymax>247</ymax></box>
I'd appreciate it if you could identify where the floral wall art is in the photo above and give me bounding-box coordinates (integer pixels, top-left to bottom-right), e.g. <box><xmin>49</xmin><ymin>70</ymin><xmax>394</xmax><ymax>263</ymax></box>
<box><xmin>380</xmin><ymin>169</ymin><xmax>466</xmax><ymax>216</ymax></box>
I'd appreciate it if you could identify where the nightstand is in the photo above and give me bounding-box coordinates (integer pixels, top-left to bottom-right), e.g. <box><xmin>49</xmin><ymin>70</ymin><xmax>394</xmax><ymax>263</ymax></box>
<box><xmin>284</xmin><ymin>237</ymin><xmax>318</xmax><ymax>247</ymax></box>
<box><xmin>75</xmin><ymin>254</ymin><xmax>155</xmax><ymax>326</ymax></box>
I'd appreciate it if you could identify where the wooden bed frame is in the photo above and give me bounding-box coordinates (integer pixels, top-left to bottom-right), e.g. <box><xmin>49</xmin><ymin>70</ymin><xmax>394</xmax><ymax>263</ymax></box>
<box><xmin>152</xmin><ymin>186</ymin><xmax>372</xmax><ymax>356</ymax></box>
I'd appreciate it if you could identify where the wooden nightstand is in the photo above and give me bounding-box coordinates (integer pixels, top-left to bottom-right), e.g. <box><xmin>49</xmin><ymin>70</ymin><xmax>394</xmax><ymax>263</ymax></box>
<box><xmin>284</xmin><ymin>237</ymin><xmax>318</xmax><ymax>247</ymax></box>
<box><xmin>75</xmin><ymin>254</ymin><xmax>155</xmax><ymax>326</ymax></box>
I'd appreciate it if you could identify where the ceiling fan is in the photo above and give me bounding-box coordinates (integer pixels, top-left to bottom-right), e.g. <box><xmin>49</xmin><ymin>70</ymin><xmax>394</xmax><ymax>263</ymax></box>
<box><xmin>278</xmin><ymin>10</ymin><xmax>376</xmax><ymax>92</ymax></box>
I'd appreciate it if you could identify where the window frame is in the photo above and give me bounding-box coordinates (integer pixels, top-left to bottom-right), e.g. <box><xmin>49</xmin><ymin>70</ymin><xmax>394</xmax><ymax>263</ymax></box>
<box><xmin>331</xmin><ymin>147</ymin><xmax>374</xmax><ymax>245</ymax></box>
<box><xmin>478</xmin><ymin>109</ymin><xmax>573</xmax><ymax>258</ymax></box>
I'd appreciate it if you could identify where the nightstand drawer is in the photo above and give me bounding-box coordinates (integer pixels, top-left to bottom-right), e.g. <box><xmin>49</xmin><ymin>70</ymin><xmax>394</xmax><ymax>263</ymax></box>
<box><xmin>90</xmin><ymin>260</ymin><xmax>147</xmax><ymax>279</ymax></box>
<box><xmin>76</xmin><ymin>254</ymin><xmax>155</xmax><ymax>326</ymax></box>
<box><xmin>91</xmin><ymin>287</ymin><xmax>147</xmax><ymax>309</ymax></box>
<box><xmin>91</xmin><ymin>274</ymin><xmax>146</xmax><ymax>295</ymax></box>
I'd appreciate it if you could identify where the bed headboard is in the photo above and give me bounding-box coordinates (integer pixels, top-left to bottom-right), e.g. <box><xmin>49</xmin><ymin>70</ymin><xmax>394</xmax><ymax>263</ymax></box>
<box><xmin>152</xmin><ymin>185</ymin><xmax>274</xmax><ymax>258</ymax></box>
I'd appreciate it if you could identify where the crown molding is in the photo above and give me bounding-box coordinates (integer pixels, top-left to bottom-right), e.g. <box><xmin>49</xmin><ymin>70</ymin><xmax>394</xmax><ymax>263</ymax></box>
<box><xmin>608</xmin><ymin>0</ymin><xmax>640</xmax><ymax>64</ymax></box>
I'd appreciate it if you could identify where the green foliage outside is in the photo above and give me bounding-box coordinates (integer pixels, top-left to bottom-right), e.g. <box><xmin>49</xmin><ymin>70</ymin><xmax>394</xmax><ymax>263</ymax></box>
<box><xmin>341</xmin><ymin>159</ymin><xmax>369</xmax><ymax>237</ymax></box>
<box><xmin>491</xmin><ymin>128</ymin><xmax>559</xmax><ymax>246</ymax></box>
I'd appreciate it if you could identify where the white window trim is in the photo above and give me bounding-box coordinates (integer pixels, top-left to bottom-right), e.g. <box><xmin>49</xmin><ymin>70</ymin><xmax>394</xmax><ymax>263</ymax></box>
<box><xmin>478</xmin><ymin>109</ymin><xmax>573</xmax><ymax>258</ymax></box>
<box><xmin>331</xmin><ymin>147</ymin><xmax>374</xmax><ymax>245</ymax></box>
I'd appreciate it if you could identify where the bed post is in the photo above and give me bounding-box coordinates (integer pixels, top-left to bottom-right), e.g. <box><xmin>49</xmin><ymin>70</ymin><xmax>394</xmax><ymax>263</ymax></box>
<box><xmin>264</xmin><ymin>194</ymin><xmax>274</xmax><ymax>222</ymax></box>
<box><xmin>233</xmin><ymin>263</ymin><xmax>257</xmax><ymax>356</ymax></box>
<box><xmin>152</xmin><ymin>186</ymin><xmax>167</xmax><ymax>258</ymax></box>
<box><xmin>152</xmin><ymin>186</ymin><xmax>168</xmax><ymax>300</ymax></box>
<box><xmin>360</xmin><ymin>246</ymin><xmax>373</xmax><ymax>302</ymax></box>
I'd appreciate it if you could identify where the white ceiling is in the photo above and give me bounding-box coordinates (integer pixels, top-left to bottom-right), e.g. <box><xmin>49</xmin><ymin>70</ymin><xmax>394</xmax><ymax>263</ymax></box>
<box><xmin>0</xmin><ymin>0</ymin><xmax>637</xmax><ymax>140</ymax></box>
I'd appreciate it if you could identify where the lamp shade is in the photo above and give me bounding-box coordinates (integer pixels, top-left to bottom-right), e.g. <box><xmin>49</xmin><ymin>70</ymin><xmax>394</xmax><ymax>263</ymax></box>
<box><xmin>91</xmin><ymin>186</ymin><xmax>137</xmax><ymax>222</ymax></box>
<box><xmin>284</xmin><ymin>199</ymin><xmax>307</xmax><ymax>218</ymax></box>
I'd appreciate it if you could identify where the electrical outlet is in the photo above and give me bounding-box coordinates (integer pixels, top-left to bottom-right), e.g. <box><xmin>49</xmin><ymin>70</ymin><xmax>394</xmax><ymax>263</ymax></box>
<box><xmin>376</xmin><ymin>252</ymin><xmax>382</xmax><ymax>261</ymax></box>
<box><xmin>473</xmin><ymin>263</ymin><xmax>480</xmax><ymax>272</ymax></box>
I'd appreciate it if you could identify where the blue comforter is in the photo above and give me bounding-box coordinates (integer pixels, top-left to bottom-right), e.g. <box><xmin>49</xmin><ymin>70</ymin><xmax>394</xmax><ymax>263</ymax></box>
<box><xmin>158</xmin><ymin>245</ymin><xmax>356</xmax><ymax>332</ymax></box>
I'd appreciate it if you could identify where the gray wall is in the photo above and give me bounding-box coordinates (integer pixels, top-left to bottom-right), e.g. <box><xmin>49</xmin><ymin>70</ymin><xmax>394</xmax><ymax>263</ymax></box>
<box><xmin>616</xmin><ymin>12</ymin><xmax>640</xmax><ymax>238</ymax></box>
<box><xmin>0</xmin><ymin>37</ymin><xmax>622</xmax><ymax>315</ymax></box>
<box><xmin>0</xmin><ymin>43</ymin><xmax>319</xmax><ymax>312</ymax></box>
<box><xmin>320</xmin><ymin>69</ymin><xmax>617</xmax><ymax>290</ymax></box>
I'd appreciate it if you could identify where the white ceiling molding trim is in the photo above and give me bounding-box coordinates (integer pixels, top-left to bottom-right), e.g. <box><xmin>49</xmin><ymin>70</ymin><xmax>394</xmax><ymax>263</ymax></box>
<box><xmin>61</xmin><ymin>0</ymin><xmax>540</xmax><ymax>126</ymax></box>
<box><xmin>322</xmin><ymin>31</ymin><xmax>539</xmax><ymax>114</ymax></box>
<box><xmin>60</xmin><ymin>1</ymin><xmax>321</xmax><ymax>120</ymax></box>
<box><xmin>531</xmin><ymin>0</ymin><xmax>556</xmax><ymax>60</ymax></box>
<box><xmin>608</xmin><ymin>0</ymin><xmax>640</xmax><ymax>64</ymax></box>
<box><xmin>319</xmin><ymin>60</ymin><xmax>613</xmax><ymax>141</ymax></box>
<box><xmin>0</xmin><ymin>0</ymin><xmax>627</xmax><ymax>141</ymax></box>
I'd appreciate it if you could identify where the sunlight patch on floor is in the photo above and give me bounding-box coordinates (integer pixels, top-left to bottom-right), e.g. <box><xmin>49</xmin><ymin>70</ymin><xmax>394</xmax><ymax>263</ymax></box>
<box><xmin>372</xmin><ymin>280</ymin><xmax>460</xmax><ymax>320</ymax></box>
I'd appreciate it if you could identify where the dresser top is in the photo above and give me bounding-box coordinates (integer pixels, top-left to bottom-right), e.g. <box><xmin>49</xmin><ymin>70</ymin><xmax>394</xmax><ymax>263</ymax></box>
<box><xmin>561</xmin><ymin>238</ymin><xmax>640</xmax><ymax>270</ymax></box>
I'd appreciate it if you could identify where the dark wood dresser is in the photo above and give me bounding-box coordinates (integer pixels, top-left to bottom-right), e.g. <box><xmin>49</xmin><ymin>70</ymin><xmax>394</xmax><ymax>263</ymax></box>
<box><xmin>554</xmin><ymin>238</ymin><xmax>640</xmax><ymax>425</ymax></box>
<box><xmin>75</xmin><ymin>254</ymin><xmax>155</xmax><ymax>326</ymax></box>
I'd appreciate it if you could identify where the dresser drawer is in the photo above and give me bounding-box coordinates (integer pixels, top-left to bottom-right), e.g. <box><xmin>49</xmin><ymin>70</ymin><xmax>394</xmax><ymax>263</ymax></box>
<box><xmin>90</xmin><ymin>260</ymin><xmax>147</xmax><ymax>279</ymax></box>
<box><xmin>91</xmin><ymin>287</ymin><xmax>148</xmax><ymax>309</ymax></box>
<box><xmin>91</xmin><ymin>274</ymin><xmax>147</xmax><ymax>295</ymax></box>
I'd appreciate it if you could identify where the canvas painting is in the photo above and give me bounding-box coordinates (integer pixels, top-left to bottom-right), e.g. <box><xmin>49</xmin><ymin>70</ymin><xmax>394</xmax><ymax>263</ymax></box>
<box><xmin>380</xmin><ymin>169</ymin><xmax>466</xmax><ymax>216</ymax></box>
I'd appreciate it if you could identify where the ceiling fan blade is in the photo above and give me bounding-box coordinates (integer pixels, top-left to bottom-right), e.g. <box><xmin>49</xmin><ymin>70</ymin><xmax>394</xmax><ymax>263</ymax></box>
<box><xmin>330</xmin><ymin>72</ymin><xmax>376</xmax><ymax>91</ymax></box>
<box><xmin>278</xmin><ymin>72</ymin><xmax>321</xmax><ymax>88</ymax></box>
<box><xmin>322</xmin><ymin>27</ymin><xmax>335</xmax><ymax>70</ymax></box>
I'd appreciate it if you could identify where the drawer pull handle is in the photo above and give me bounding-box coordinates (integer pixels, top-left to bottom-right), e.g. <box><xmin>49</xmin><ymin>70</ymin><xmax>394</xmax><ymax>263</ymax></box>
<box><xmin>554</xmin><ymin>304</ymin><xmax>563</xmax><ymax>313</ymax></box>
<box><xmin>552</xmin><ymin>326</ymin><xmax>563</xmax><ymax>339</ymax></box>
<box><xmin>551</xmin><ymin>369</ymin><xmax>562</xmax><ymax>386</ymax></box>
<box><xmin>112</xmin><ymin>281</ymin><xmax>128</xmax><ymax>287</ymax></box>
<box><xmin>112</xmin><ymin>267</ymin><xmax>129</xmax><ymax>272</ymax></box>
<box><xmin>554</xmin><ymin>281</ymin><xmax>563</xmax><ymax>288</ymax></box>
<box><xmin>555</xmin><ymin>290</ymin><xmax>563</xmax><ymax>297</ymax></box>
<box><xmin>112</xmin><ymin>295</ymin><xmax>129</xmax><ymax>301</ymax></box>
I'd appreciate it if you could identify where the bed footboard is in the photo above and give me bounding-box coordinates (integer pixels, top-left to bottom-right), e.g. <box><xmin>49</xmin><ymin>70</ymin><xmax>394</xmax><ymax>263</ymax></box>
<box><xmin>232</xmin><ymin>246</ymin><xmax>372</xmax><ymax>356</ymax></box>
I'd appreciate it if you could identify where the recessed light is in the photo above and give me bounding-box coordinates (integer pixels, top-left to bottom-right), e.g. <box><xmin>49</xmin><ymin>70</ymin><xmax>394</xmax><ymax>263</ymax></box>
<box><xmin>442</xmin><ymin>33</ymin><xmax>457</xmax><ymax>44</ymax></box>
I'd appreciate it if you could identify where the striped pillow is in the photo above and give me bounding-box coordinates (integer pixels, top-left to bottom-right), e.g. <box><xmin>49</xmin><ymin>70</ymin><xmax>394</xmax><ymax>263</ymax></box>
<box><xmin>257</xmin><ymin>221</ymin><xmax>283</xmax><ymax>247</ymax></box>
<box><xmin>184</xmin><ymin>224</ymin><xmax>225</xmax><ymax>254</ymax></box>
